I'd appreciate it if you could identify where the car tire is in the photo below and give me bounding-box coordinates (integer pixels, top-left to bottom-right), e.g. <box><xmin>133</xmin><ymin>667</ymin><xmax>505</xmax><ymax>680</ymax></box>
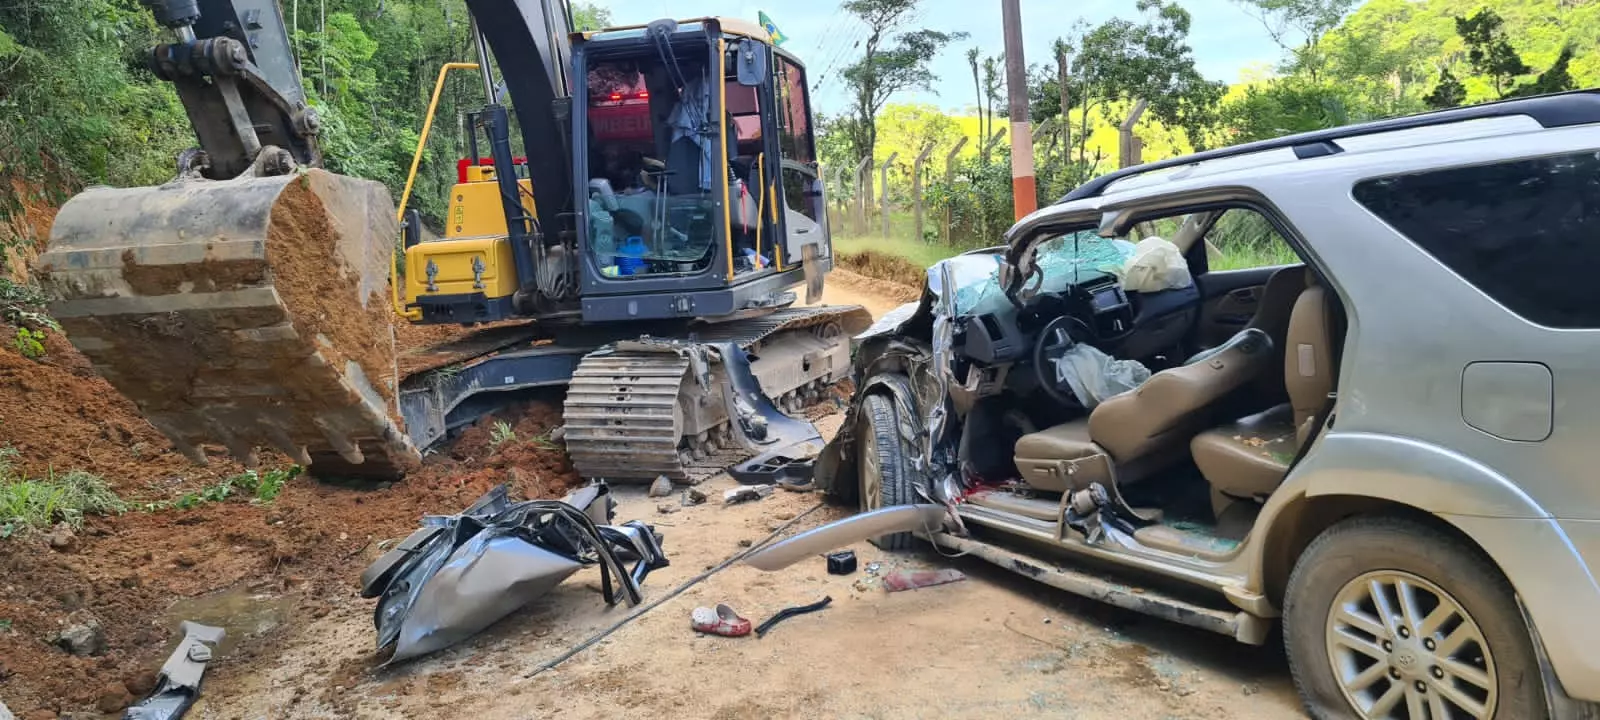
<box><xmin>1284</xmin><ymin>515</ymin><xmax>1546</xmax><ymax>719</ymax></box>
<box><xmin>856</xmin><ymin>392</ymin><xmax>919</xmax><ymax>551</ymax></box>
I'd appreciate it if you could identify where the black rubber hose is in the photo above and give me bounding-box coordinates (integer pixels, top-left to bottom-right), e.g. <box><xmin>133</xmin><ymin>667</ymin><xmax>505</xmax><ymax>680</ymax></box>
<box><xmin>524</xmin><ymin>501</ymin><xmax>827</xmax><ymax>678</ymax></box>
<box><xmin>754</xmin><ymin>596</ymin><xmax>832</xmax><ymax>638</ymax></box>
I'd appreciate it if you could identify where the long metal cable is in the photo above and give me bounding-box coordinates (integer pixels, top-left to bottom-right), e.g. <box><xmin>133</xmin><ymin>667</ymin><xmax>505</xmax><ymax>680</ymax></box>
<box><xmin>523</xmin><ymin>500</ymin><xmax>829</xmax><ymax>678</ymax></box>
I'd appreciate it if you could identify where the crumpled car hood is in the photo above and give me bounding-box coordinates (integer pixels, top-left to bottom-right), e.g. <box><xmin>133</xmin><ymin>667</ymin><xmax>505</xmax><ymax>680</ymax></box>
<box><xmin>362</xmin><ymin>482</ymin><xmax>668</xmax><ymax>664</ymax></box>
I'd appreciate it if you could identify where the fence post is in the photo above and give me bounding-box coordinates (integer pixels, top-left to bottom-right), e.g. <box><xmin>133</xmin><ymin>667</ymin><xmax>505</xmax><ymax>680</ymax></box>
<box><xmin>983</xmin><ymin>128</ymin><xmax>1005</xmax><ymax>159</ymax></box>
<box><xmin>942</xmin><ymin>136</ymin><xmax>968</xmax><ymax>245</ymax></box>
<box><xmin>1119</xmin><ymin>98</ymin><xmax>1149</xmax><ymax>169</ymax></box>
<box><xmin>912</xmin><ymin>143</ymin><xmax>935</xmax><ymax>245</ymax></box>
<box><xmin>830</xmin><ymin>165</ymin><xmax>848</xmax><ymax>234</ymax></box>
<box><xmin>879</xmin><ymin>152</ymin><xmax>899</xmax><ymax>239</ymax></box>
<box><xmin>977</xmin><ymin>130</ymin><xmax>1005</xmax><ymax>244</ymax></box>
<box><xmin>852</xmin><ymin>155</ymin><xmax>871</xmax><ymax>235</ymax></box>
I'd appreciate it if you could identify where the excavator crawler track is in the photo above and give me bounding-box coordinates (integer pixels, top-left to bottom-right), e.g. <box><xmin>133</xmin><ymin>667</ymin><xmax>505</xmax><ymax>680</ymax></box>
<box><xmin>563</xmin><ymin>305</ymin><xmax>872</xmax><ymax>483</ymax></box>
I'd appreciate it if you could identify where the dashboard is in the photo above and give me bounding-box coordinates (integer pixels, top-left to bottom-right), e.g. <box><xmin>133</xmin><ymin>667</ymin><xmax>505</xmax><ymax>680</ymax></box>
<box><xmin>954</xmin><ymin>274</ymin><xmax>1199</xmax><ymax>368</ymax></box>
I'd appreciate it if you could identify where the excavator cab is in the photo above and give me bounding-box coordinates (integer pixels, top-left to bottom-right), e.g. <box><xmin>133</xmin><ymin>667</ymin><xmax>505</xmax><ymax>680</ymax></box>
<box><xmin>402</xmin><ymin>16</ymin><xmax>833</xmax><ymax>326</ymax></box>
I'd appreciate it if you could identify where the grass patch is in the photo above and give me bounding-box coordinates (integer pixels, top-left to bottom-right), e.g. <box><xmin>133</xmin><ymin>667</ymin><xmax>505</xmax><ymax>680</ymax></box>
<box><xmin>489</xmin><ymin>420</ymin><xmax>517</xmax><ymax>449</ymax></box>
<box><xmin>833</xmin><ymin>233</ymin><xmax>959</xmax><ymax>270</ymax></box>
<box><xmin>0</xmin><ymin>447</ymin><xmax>127</xmax><ymax>537</ymax></box>
<box><xmin>143</xmin><ymin>466</ymin><xmax>302</xmax><ymax>512</ymax></box>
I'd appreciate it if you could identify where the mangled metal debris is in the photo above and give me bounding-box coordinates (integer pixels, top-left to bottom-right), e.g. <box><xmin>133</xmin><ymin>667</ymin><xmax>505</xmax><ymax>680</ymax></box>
<box><xmin>361</xmin><ymin>482</ymin><xmax>668</xmax><ymax>664</ymax></box>
<box><xmin>742</xmin><ymin>505</ymin><xmax>948</xmax><ymax>571</ymax></box>
<box><xmin>122</xmin><ymin>621</ymin><xmax>225</xmax><ymax>720</ymax></box>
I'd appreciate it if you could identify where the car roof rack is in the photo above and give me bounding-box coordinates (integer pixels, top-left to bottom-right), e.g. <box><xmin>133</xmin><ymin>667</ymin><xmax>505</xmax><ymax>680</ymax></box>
<box><xmin>1060</xmin><ymin>89</ymin><xmax>1600</xmax><ymax>203</ymax></box>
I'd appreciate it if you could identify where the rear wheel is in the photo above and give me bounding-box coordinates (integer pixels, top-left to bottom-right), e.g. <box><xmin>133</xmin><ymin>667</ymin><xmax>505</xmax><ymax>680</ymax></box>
<box><xmin>857</xmin><ymin>392</ymin><xmax>919</xmax><ymax>550</ymax></box>
<box><xmin>1284</xmin><ymin>516</ymin><xmax>1545</xmax><ymax>719</ymax></box>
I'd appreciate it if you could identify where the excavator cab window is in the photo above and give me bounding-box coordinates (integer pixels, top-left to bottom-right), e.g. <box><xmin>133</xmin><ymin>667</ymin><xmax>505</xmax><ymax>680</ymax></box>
<box><xmin>584</xmin><ymin>55</ymin><xmax>722</xmax><ymax>279</ymax></box>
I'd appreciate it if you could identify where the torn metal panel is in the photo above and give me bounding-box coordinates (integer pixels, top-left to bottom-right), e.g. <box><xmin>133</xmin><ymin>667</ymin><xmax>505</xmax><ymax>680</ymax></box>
<box><xmin>367</xmin><ymin>482</ymin><xmax>668</xmax><ymax>664</ymax></box>
<box><xmin>711</xmin><ymin>340</ymin><xmax>827</xmax><ymax>479</ymax></box>
<box><xmin>742</xmin><ymin>505</ymin><xmax>948</xmax><ymax>571</ymax></box>
<box><xmin>122</xmin><ymin>622</ymin><xmax>225</xmax><ymax>720</ymax></box>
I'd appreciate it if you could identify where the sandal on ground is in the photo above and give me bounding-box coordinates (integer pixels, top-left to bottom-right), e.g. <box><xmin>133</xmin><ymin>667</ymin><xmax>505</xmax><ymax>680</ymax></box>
<box><xmin>690</xmin><ymin>604</ymin><xmax>751</xmax><ymax>637</ymax></box>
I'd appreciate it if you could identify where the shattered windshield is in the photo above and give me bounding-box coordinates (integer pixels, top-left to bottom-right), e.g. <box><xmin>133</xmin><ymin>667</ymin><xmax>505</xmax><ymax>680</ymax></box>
<box><xmin>949</xmin><ymin>231</ymin><xmax>1135</xmax><ymax>318</ymax></box>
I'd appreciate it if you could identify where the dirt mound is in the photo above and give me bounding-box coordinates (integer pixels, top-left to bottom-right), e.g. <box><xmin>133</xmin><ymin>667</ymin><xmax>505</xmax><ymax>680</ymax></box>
<box><xmin>0</xmin><ymin>330</ymin><xmax>251</xmax><ymax>492</ymax></box>
<box><xmin>0</xmin><ymin>182</ymin><xmax>577</xmax><ymax>714</ymax></box>
<box><xmin>0</xmin><ymin>388</ymin><xmax>578</xmax><ymax>716</ymax></box>
<box><xmin>837</xmin><ymin>250</ymin><xmax>926</xmax><ymax>295</ymax></box>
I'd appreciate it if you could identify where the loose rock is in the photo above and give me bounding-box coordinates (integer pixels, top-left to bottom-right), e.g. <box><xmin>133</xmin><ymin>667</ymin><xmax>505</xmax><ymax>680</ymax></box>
<box><xmin>54</xmin><ymin>619</ymin><xmax>105</xmax><ymax>657</ymax></box>
<box><xmin>685</xmin><ymin>488</ymin><xmax>708</xmax><ymax>505</ymax></box>
<box><xmin>648</xmin><ymin>475</ymin><xmax>673</xmax><ymax>498</ymax></box>
<box><xmin>94</xmin><ymin>682</ymin><xmax>132</xmax><ymax>714</ymax></box>
<box><xmin>656</xmin><ymin>503</ymin><xmax>679</xmax><ymax>515</ymax></box>
<box><xmin>20</xmin><ymin>710</ymin><xmax>53</xmax><ymax>720</ymax></box>
<box><xmin>46</xmin><ymin>523</ymin><xmax>75</xmax><ymax>551</ymax></box>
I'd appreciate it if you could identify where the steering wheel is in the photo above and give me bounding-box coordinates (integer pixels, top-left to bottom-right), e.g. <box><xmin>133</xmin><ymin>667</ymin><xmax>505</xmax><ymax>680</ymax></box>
<box><xmin>1032</xmin><ymin>315</ymin><xmax>1084</xmax><ymax>406</ymax></box>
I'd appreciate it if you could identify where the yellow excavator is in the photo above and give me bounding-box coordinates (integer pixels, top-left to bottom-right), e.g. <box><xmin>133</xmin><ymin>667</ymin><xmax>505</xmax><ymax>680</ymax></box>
<box><xmin>38</xmin><ymin>0</ymin><xmax>867</xmax><ymax>482</ymax></box>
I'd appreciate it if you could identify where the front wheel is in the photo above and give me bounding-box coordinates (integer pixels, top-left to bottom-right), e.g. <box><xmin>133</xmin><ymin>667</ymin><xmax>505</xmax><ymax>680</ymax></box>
<box><xmin>1284</xmin><ymin>516</ymin><xmax>1546</xmax><ymax>719</ymax></box>
<box><xmin>856</xmin><ymin>392</ymin><xmax>919</xmax><ymax>550</ymax></box>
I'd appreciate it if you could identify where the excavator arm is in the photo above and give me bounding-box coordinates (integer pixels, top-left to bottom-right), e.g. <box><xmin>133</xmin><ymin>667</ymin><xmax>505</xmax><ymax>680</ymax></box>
<box><xmin>141</xmin><ymin>0</ymin><xmax>321</xmax><ymax>179</ymax></box>
<box><xmin>32</xmin><ymin>0</ymin><xmax>592</xmax><ymax>479</ymax></box>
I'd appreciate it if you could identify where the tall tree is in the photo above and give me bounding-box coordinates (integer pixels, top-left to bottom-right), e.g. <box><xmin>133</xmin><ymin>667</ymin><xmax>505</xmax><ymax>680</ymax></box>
<box><xmin>1061</xmin><ymin>0</ymin><xmax>1225</xmax><ymax>159</ymax></box>
<box><xmin>570</xmin><ymin>3</ymin><xmax>612</xmax><ymax>32</ymax></box>
<box><xmin>839</xmin><ymin>0</ymin><xmax>967</xmax><ymax>166</ymax></box>
<box><xmin>1232</xmin><ymin>0</ymin><xmax>1356</xmax><ymax>81</ymax></box>
<box><xmin>1509</xmin><ymin>45</ymin><xmax>1576</xmax><ymax>98</ymax></box>
<box><xmin>1455</xmin><ymin>8</ymin><xmax>1531</xmax><ymax>98</ymax></box>
<box><xmin>1423</xmin><ymin>67</ymin><xmax>1467</xmax><ymax>109</ymax></box>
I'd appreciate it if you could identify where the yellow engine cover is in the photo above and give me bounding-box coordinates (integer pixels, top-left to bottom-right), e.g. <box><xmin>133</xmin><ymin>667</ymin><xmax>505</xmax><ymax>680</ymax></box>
<box><xmin>403</xmin><ymin>171</ymin><xmax>534</xmax><ymax>319</ymax></box>
<box><xmin>403</xmin><ymin>235</ymin><xmax>517</xmax><ymax>305</ymax></box>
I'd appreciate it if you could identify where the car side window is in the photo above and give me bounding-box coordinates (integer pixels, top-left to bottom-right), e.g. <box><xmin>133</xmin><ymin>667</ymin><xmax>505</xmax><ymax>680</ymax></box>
<box><xmin>1204</xmin><ymin>209</ymin><xmax>1298</xmax><ymax>271</ymax></box>
<box><xmin>1355</xmin><ymin>152</ymin><xmax>1600</xmax><ymax>328</ymax></box>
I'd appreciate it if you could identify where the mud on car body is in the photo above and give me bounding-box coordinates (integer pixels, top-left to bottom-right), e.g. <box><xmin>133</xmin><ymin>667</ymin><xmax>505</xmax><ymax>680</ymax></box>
<box><xmin>810</xmin><ymin>91</ymin><xmax>1600</xmax><ymax>720</ymax></box>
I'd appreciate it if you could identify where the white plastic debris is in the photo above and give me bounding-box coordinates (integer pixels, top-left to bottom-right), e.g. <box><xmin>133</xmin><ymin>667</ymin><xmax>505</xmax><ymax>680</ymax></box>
<box><xmin>1120</xmin><ymin>237</ymin><xmax>1192</xmax><ymax>292</ymax></box>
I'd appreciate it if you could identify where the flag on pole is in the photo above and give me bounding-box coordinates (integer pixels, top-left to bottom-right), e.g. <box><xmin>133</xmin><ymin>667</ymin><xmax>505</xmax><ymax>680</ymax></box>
<box><xmin>759</xmin><ymin>11</ymin><xmax>788</xmax><ymax>45</ymax></box>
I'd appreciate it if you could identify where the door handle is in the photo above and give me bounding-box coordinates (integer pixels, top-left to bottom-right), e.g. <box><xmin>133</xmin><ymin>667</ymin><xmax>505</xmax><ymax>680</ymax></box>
<box><xmin>1216</xmin><ymin>313</ymin><xmax>1251</xmax><ymax>325</ymax></box>
<box><xmin>1227</xmin><ymin>288</ymin><xmax>1259</xmax><ymax>303</ymax></box>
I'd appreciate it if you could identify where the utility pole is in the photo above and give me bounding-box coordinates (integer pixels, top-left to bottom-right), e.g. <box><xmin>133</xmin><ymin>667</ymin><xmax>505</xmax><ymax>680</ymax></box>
<box><xmin>1001</xmin><ymin>0</ymin><xmax>1035</xmax><ymax>220</ymax></box>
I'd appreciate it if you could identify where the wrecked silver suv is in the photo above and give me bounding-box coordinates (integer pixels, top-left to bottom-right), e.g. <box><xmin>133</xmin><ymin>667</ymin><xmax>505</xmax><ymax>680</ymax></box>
<box><xmin>815</xmin><ymin>92</ymin><xmax>1600</xmax><ymax>719</ymax></box>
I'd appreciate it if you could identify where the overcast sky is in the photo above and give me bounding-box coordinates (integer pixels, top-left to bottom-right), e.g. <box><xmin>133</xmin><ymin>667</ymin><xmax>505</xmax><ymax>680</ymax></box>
<box><xmin>597</xmin><ymin>0</ymin><xmax>1287</xmax><ymax>115</ymax></box>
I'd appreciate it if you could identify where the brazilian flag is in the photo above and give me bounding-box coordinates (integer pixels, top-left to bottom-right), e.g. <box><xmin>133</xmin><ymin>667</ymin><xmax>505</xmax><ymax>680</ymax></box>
<box><xmin>759</xmin><ymin>11</ymin><xmax>787</xmax><ymax>46</ymax></box>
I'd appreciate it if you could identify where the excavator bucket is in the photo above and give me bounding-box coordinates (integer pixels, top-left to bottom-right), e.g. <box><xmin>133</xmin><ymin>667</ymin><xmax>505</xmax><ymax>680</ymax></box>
<box><xmin>38</xmin><ymin>169</ymin><xmax>420</xmax><ymax>478</ymax></box>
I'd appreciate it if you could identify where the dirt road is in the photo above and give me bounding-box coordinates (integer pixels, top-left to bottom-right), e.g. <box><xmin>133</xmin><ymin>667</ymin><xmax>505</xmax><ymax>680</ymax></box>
<box><xmin>174</xmin><ymin>270</ymin><xmax>1305</xmax><ymax>720</ymax></box>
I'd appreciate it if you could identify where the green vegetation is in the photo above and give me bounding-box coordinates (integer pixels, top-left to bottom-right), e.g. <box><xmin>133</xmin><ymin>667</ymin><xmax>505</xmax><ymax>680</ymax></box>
<box><xmin>0</xmin><ymin>447</ymin><xmax>127</xmax><ymax>537</ymax></box>
<box><xmin>489</xmin><ymin>420</ymin><xmax>518</xmax><ymax>449</ymax></box>
<box><xmin>0</xmin><ymin>0</ymin><xmax>610</xmax><ymax>243</ymax></box>
<box><xmin>147</xmin><ymin>466</ymin><xmax>303</xmax><ymax>511</ymax></box>
<box><xmin>12</xmin><ymin>327</ymin><xmax>45</xmax><ymax>359</ymax></box>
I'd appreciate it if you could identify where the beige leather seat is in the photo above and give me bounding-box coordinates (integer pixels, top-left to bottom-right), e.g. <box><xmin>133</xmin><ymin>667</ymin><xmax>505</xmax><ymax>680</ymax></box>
<box><xmin>1245</xmin><ymin>265</ymin><xmax>1307</xmax><ymax>397</ymax></box>
<box><xmin>1192</xmin><ymin>277</ymin><xmax>1335</xmax><ymax>505</ymax></box>
<box><xmin>1014</xmin><ymin>327</ymin><xmax>1275</xmax><ymax>493</ymax></box>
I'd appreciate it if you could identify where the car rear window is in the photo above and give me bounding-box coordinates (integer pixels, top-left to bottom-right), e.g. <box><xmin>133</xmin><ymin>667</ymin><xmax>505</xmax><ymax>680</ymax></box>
<box><xmin>1354</xmin><ymin>151</ymin><xmax>1600</xmax><ymax>328</ymax></box>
